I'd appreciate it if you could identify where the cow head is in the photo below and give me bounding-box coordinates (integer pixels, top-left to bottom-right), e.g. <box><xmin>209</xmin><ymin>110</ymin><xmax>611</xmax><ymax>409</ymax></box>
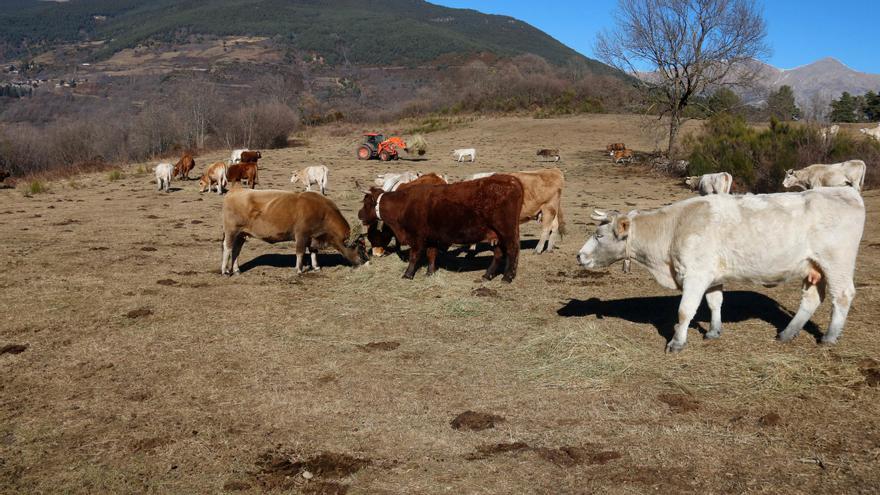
<box><xmin>290</xmin><ymin>172</ymin><xmax>300</xmax><ymax>184</ymax></box>
<box><xmin>356</xmin><ymin>184</ymin><xmax>383</xmax><ymax>229</ymax></box>
<box><xmin>343</xmin><ymin>234</ymin><xmax>369</xmax><ymax>264</ymax></box>
<box><xmin>683</xmin><ymin>176</ymin><xmax>700</xmax><ymax>189</ymax></box>
<box><xmin>366</xmin><ymin>222</ymin><xmax>394</xmax><ymax>257</ymax></box>
<box><xmin>782</xmin><ymin>169</ymin><xmax>801</xmax><ymax>189</ymax></box>
<box><xmin>198</xmin><ymin>176</ymin><xmax>210</xmax><ymax>192</ymax></box>
<box><xmin>577</xmin><ymin>210</ymin><xmax>631</xmax><ymax>269</ymax></box>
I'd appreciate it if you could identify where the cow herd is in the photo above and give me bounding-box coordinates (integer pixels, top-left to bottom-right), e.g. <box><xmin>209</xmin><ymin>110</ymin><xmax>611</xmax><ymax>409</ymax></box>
<box><xmin>148</xmin><ymin>143</ymin><xmax>868</xmax><ymax>353</ymax></box>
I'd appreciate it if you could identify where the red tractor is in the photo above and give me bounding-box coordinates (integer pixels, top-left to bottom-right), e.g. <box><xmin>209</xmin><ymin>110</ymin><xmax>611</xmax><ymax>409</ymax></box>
<box><xmin>357</xmin><ymin>133</ymin><xmax>408</xmax><ymax>161</ymax></box>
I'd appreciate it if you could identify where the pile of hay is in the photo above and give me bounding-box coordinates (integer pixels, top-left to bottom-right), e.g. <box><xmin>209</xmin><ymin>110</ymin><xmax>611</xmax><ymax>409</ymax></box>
<box><xmin>408</xmin><ymin>134</ymin><xmax>428</xmax><ymax>156</ymax></box>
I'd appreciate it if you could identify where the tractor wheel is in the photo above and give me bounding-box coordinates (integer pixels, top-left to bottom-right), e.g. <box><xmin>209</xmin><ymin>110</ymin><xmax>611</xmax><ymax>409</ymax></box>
<box><xmin>379</xmin><ymin>150</ymin><xmax>391</xmax><ymax>161</ymax></box>
<box><xmin>357</xmin><ymin>146</ymin><xmax>372</xmax><ymax>160</ymax></box>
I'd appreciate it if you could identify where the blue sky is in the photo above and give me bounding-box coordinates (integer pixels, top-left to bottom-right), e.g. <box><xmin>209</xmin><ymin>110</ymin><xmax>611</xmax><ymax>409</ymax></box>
<box><xmin>434</xmin><ymin>1</ymin><xmax>879</xmax><ymax>73</ymax></box>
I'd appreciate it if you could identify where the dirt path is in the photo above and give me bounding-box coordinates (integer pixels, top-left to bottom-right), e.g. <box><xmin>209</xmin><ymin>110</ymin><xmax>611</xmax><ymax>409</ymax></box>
<box><xmin>1</xmin><ymin>114</ymin><xmax>879</xmax><ymax>493</ymax></box>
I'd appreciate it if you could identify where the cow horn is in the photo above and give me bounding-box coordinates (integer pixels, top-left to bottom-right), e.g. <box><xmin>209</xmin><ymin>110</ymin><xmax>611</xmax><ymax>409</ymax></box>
<box><xmin>354</xmin><ymin>180</ymin><xmax>371</xmax><ymax>195</ymax></box>
<box><xmin>590</xmin><ymin>210</ymin><xmax>608</xmax><ymax>221</ymax></box>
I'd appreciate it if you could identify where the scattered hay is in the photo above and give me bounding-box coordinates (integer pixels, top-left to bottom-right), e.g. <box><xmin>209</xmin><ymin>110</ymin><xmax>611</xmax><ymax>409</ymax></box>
<box><xmin>657</xmin><ymin>393</ymin><xmax>700</xmax><ymax>413</ymax></box>
<box><xmin>408</xmin><ymin>134</ymin><xmax>428</xmax><ymax>155</ymax></box>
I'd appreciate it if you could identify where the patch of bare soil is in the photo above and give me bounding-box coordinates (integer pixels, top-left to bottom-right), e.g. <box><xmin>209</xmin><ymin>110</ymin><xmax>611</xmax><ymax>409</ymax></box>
<box><xmin>758</xmin><ymin>412</ymin><xmax>782</xmax><ymax>426</ymax></box>
<box><xmin>140</xmin><ymin>246</ymin><xmax>157</xmax><ymax>252</ymax></box>
<box><xmin>0</xmin><ymin>344</ymin><xmax>28</xmax><ymax>355</ymax></box>
<box><xmin>131</xmin><ymin>436</ymin><xmax>172</xmax><ymax>452</ymax></box>
<box><xmin>359</xmin><ymin>341</ymin><xmax>400</xmax><ymax>352</ymax></box>
<box><xmin>465</xmin><ymin>442</ymin><xmax>531</xmax><ymax>460</ymax></box>
<box><xmin>859</xmin><ymin>360</ymin><xmax>880</xmax><ymax>387</ymax></box>
<box><xmin>471</xmin><ymin>287</ymin><xmax>499</xmax><ymax>297</ymax></box>
<box><xmin>251</xmin><ymin>451</ymin><xmax>370</xmax><ymax>492</ymax></box>
<box><xmin>156</xmin><ymin>279</ymin><xmax>178</xmax><ymax>286</ymax></box>
<box><xmin>657</xmin><ymin>393</ymin><xmax>700</xmax><ymax>413</ymax></box>
<box><xmin>222</xmin><ymin>480</ymin><xmax>251</xmax><ymax>491</ymax></box>
<box><xmin>125</xmin><ymin>307</ymin><xmax>152</xmax><ymax>318</ymax></box>
<box><xmin>450</xmin><ymin>411</ymin><xmax>505</xmax><ymax>431</ymax></box>
<box><xmin>534</xmin><ymin>446</ymin><xmax>622</xmax><ymax>467</ymax></box>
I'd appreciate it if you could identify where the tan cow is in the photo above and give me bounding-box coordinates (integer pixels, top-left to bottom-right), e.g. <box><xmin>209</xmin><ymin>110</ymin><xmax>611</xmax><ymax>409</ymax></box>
<box><xmin>464</xmin><ymin>168</ymin><xmax>566</xmax><ymax>253</ymax></box>
<box><xmin>199</xmin><ymin>162</ymin><xmax>227</xmax><ymax>194</ymax></box>
<box><xmin>606</xmin><ymin>143</ymin><xmax>626</xmax><ymax>155</ymax></box>
<box><xmin>612</xmin><ymin>149</ymin><xmax>634</xmax><ymax>164</ymax></box>
<box><xmin>221</xmin><ymin>189</ymin><xmax>366</xmax><ymax>275</ymax></box>
<box><xmin>783</xmin><ymin>160</ymin><xmax>866</xmax><ymax>192</ymax></box>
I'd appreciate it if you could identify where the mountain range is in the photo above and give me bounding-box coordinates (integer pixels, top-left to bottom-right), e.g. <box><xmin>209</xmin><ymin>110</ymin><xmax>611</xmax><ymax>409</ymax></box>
<box><xmin>753</xmin><ymin>57</ymin><xmax>880</xmax><ymax>106</ymax></box>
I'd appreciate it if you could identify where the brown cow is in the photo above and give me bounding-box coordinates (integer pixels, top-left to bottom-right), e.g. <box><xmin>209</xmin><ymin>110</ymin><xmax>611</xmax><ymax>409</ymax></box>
<box><xmin>173</xmin><ymin>153</ymin><xmax>195</xmax><ymax>180</ymax></box>
<box><xmin>358</xmin><ymin>174</ymin><xmax>523</xmax><ymax>282</ymax></box>
<box><xmin>226</xmin><ymin>162</ymin><xmax>259</xmax><ymax>189</ymax></box>
<box><xmin>0</xmin><ymin>168</ymin><xmax>10</xmax><ymax>183</ymax></box>
<box><xmin>239</xmin><ymin>151</ymin><xmax>262</xmax><ymax>163</ymax></box>
<box><xmin>612</xmin><ymin>149</ymin><xmax>634</xmax><ymax>164</ymax></box>
<box><xmin>606</xmin><ymin>143</ymin><xmax>626</xmax><ymax>155</ymax></box>
<box><xmin>365</xmin><ymin>173</ymin><xmax>447</xmax><ymax>257</ymax></box>
<box><xmin>221</xmin><ymin>189</ymin><xmax>366</xmax><ymax>275</ymax></box>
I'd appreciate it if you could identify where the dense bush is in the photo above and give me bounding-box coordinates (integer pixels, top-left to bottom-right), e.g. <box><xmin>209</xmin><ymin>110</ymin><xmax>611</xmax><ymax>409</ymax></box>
<box><xmin>685</xmin><ymin>114</ymin><xmax>880</xmax><ymax>192</ymax></box>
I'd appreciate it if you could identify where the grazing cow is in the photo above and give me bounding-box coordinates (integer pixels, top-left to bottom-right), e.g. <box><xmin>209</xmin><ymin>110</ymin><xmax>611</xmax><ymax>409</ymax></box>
<box><xmin>783</xmin><ymin>160</ymin><xmax>866</xmax><ymax>192</ymax></box>
<box><xmin>358</xmin><ymin>175</ymin><xmax>523</xmax><ymax>281</ymax></box>
<box><xmin>684</xmin><ymin>172</ymin><xmax>733</xmax><ymax>195</ymax></box>
<box><xmin>173</xmin><ymin>153</ymin><xmax>195</xmax><ymax>180</ymax></box>
<box><xmin>820</xmin><ymin>124</ymin><xmax>840</xmax><ymax>142</ymax></box>
<box><xmin>239</xmin><ymin>151</ymin><xmax>261</xmax><ymax>163</ymax></box>
<box><xmin>226</xmin><ymin>162</ymin><xmax>259</xmax><ymax>189</ymax></box>
<box><xmin>221</xmin><ymin>189</ymin><xmax>366</xmax><ymax>275</ymax></box>
<box><xmin>229</xmin><ymin>148</ymin><xmax>249</xmax><ymax>164</ymax></box>
<box><xmin>452</xmin><ymin>148</ymin><xmax>477</xmax><ymax>162</ymax></box>
<box><xmin>199</xmin><ymin>162</ymin><xmax>228</xmax><ymax>194</ymax></box>
<box><xmin>290</xmin><ymin>165</ymin><xmax>329</xmax><ymax>195</ymax></box>
<box><xmin>606</xmin><ymin>143</ymin><xmax>626</xmax><ymax>155</ymax></box>
<box><xmin>0</xmin><ymin>168</ymin><xmax>10</xmax><ymax>183</ymax></box>
<box><xmin>374</xmin><ymin>171</ymin><xmax>421</xmax><ymax>192</ymax></box>
<box><xmin>365</xmin><ymin>173</ymin><xmax>449</xmax><ymax>257</ymax></box>
<box><xmin>154</xmin><ymin>162</ymin><xmax>174</xmax><ymax>192</ymax></box>
<box><xmin>537</xmin><ymin>148</ymin><xmax>560</xmax><ymax>162</ymax></box>
<box><xmin>577</xmin><ymin>188</ymin><xmax>865</xmax><ymax>353</ymax></box>
<box><xmin>612</xmin><ymin>149</ymin><xmax>634</xmax><ymax>164</ymax></box>
<box><xmin>859</xmin><ymin>124</ymin><xmax>880</xmax><ymax>141</ymax></box>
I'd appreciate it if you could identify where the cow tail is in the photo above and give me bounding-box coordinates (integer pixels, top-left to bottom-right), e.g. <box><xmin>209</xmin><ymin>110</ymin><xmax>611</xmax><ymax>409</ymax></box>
<box><xmin>556</xmin><ymin>205</ymin><xmax>566</xmax><ymax>237</ymax></box>
<box><xmin>859</xmin><ymin>164</ymin><xmax>866</xmax><ymax>191</ymax></box>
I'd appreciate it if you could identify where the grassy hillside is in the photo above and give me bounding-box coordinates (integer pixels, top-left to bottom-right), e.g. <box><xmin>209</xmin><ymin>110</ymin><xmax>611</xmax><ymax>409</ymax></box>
<box><xmin>0</xmin><ymin>0</ymin><xmax>614</xmax><ymax>73</ymax></box>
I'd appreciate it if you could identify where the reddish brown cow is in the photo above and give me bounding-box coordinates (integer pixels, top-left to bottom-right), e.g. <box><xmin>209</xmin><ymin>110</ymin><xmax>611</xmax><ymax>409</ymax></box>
<box><xmin>226</xmin><ymin>162</ymin><xmax>259</xmax><ymax>189</ymax></box>
<box><xmin>366</xmin><ymin>173</ymin><xmax>447</xmax><ymax>257</ymax></box>
<box><xmin>239</xmin><ymin>151</ymin><xmax>262</xmax><ymax>163</ymax></box>
<box><xmin>358</xmin><ymin>174</ymin><xmax>523</xmax><ymax>282</ymax></box>
<box><xmin>173</xmin><ymin>153</ymin><xmax>196</xmax><ymax>180</ymax></box>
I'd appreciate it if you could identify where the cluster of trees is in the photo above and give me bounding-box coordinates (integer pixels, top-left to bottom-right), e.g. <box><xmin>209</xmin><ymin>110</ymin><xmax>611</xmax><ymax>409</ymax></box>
<box><xmin>685</xmin><ymin>85</ymin><xmax>800</xmax><ymax>122</ymax></box>
<box><xmin>829</xmin><ymin>91</ymin><xmax>880</xmax><ymax>123</ymax></box>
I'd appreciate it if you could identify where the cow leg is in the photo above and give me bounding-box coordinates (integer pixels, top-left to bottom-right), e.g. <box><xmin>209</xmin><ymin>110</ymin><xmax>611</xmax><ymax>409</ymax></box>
<box><xmin>403</xmin><ymin>242</ymin><xmax>424</xmax><ymax>279</ymax></box>
<box><xmin>483</xmin><ymin>245</ymin><xmax>503</xmax><ymax>281</ymax></box>
<box><xmin>501</xmin><ymin>235</ymin><xmax>519</xmax><ymax>283</ymax></box>
<box><xmin>534</xmin><ymin>206</ymin><xmax>556</xmax><ymax>254</ymax></box>
<box><xmin>294</xmin><ymin>236</ymin><xmax>308</xmax><ymax>274</ymax></box>
<box><xmin>221</xmin><ymin>233</ymin><xmax>232</xmax><ymax>275</ymax></box>
<box><xmin>778</xmin><ymin>279</ymin><xmax>825</xmax><ymax>342</ymax></box>
<box><xmin>230</xmin><ymin>234</ymin><xmax>245</xmax><ymax>274</ymax></box>
<box><xmin>823</xmin><ymin>278</ymin><xmax>855</xmax><ymax>345</ymax></box>
<box><xmin>667</xmin><ymin>279</ymin><xmax>710</xmax><ymax>353</ymax></box>
<box><xmin>310</xmin><ymin>248</ymin><xmax>320</xmax><ymax>271</ymax></box>
<box><xmin>703</xmin><ymin>285</ymin><xmax>724</xmax><ymax>339</ymax></box>
<box><xmin>425</xmin><ymin>247</ymin><xmax>438</xmax><ymax>276</ymax></box>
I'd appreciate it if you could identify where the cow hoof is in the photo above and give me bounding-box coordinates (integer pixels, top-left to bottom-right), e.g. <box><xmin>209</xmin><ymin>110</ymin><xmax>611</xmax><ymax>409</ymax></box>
<box><xmin>775</xmin><ymin>332</ymin><xmax>796</xmax><ymax>343</ymax></box>
<box><xmin>402</xmin><ymin>273</ymin><xmax>414</xmax><ymax>280</ymax></box>
<box><xmin>704</xmin><ymin>330</ymin><xmax>721</xmax><ymax>340</ymax></box>
<box><xmin>665</xmin><ymin>341</ymin><xmax>686</xmax><ymax>354</ymax></box>
<box><xmin>819</xmin><ymin>337</ymin><xmax>838</xmax><ymax>346</ymax></box>
<box><xmin>313</xmin><ymin>267</ymin><xmax>321</xmax><ymax>272</ymax></box>
<box><xmin>501</xmin><ymin>275</ymin><xmax>514</xmax><ymax>283</ymax></box>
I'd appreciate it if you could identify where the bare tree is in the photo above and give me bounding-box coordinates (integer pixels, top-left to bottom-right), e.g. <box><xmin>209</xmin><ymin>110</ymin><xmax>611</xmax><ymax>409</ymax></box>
<box><xmin>596</xmin><ymin>0</ymin><xmax>769</xmax><ymax>154</ymax></box>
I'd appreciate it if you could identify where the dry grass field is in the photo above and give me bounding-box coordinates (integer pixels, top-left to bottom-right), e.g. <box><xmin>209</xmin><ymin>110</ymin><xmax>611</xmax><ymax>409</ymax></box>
<box><xmin>1</xmin><ymin>114</ymin><xmax>879</xmax><ymax>494</ymax></box>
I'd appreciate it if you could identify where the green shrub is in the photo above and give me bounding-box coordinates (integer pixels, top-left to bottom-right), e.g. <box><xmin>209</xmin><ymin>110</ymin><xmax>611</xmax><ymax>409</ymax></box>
<box><xmin>683</xmin><ymin>114</ymin><xmax>878</xmax><ymax>192</ymax></box>
<box><xmin>23</xmin><ymin>180</ymin><xmax>48</xmax><ymax>195</ymax></box>
<box><xmin>107</xmin><ymin>169</ymin><xmax>123</xmax><ymax>181</ymax></box>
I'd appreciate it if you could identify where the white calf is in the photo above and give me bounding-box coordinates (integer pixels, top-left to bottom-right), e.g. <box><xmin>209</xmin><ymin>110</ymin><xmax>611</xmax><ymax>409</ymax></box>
<box><xmin>290</xmin><ymin>165</ymin><xmax>330</xmax><ymax>195</ymax></box>
<box><xmin>452</xmin><ymin>148</ymin><xmax>476</xmax><ymax>162</ymax></box>
<box><xmin>154</xmin><ymin>162</ymin><xmax>174</xmax><ymax>192</ymax></box>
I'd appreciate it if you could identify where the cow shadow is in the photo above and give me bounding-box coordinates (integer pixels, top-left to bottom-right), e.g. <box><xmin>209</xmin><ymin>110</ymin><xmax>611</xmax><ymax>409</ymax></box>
<box><xmin>388</xmin><ymin>240</ymin><xmax>540</xmax><ymax>273</ymax></box>
<box><xmin>238</xmin><ymin>253</ymin><xmax>352</xmax><ymax>273</ymax></box>
<box><xmin>557</xmin><ymin>291</ymin><xmax>823</xmax><ymax>342</ymax></box>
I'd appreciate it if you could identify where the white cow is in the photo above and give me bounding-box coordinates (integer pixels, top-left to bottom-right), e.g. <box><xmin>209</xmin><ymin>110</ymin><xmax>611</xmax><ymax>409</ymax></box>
<box><xmin>375</xmin><ymin>171</ymin><xmax>421</xmax><ymax>192</ymax></box>
<box><xmin>577</xmin><ymin>188</ymin><xmax>865</xmax><ymax>353</ymax></box>
<box><xmin>452</xmin><ymin>148</ymin><xmax>477</xmax><ymax>162</ymax></box>
<box><xmin>783</xmin><ymin>160</ymin><xmax>866</xmax><ymax>192</ymax></box>
<box><xmin>684</xmin><ymin>172</ymin><xmax>733</xmax><ymax>195</ymax></box>
<box><xmin>859</xmin><ymin>124</ymin><xmax>880</xmax><ymax>141</ymax></box>
<box><xmin>154</xmin><ymin>162</ymin><xmax>174</xmax><ymax>192</ymax></box>
<box><xmin>820</xmin><ymin>124</ymin><xmax>840</xmax><ymax>142</ymax></box>
<box><xmin>229</xmin><ymin>148</ymin><xmax>249</xmax><ymax>165</ymax></box>
<box><xmin>290</xmin><ymin>165</ymin><xmax>330</xmax><ymax>195</ymax></box>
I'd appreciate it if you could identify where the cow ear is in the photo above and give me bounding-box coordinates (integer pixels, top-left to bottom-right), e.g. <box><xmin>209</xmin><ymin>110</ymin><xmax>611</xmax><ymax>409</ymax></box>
<box><xmin>615</xmin><ymin>217</ymin><xmax>631</xmax><ymax>238</ymax></box>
